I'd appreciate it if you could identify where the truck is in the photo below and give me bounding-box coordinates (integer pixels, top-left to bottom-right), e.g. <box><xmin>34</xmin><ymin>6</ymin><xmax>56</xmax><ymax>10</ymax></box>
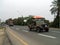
<box><xmin>7</xmin><ymin>19</ymin><xmax>14</xmax><ymax>26</ymax></box>
<box><xmin>28</xmin><ymin>16</ymin><xmax>49</xmax><ymax>32</ymax></box>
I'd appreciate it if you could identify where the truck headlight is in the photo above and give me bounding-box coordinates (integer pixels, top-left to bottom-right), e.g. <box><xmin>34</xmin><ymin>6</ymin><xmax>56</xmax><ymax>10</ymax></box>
<box><xmin>45</xmin><ymin>25</ymin><xmax>48</xmax><ymax>27</ymax></box>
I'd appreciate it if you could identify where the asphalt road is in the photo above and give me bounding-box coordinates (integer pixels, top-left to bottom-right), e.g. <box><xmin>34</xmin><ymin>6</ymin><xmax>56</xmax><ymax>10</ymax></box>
<box><xmin>6</xmin><ymin>25</ymin><xmax>60</xmax><ymax>45</ymax></box>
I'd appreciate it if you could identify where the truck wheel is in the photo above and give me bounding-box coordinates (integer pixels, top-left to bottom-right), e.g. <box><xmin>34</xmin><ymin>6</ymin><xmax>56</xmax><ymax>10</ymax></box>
<box><xmin>36</xmin><ymin>28</ymin><xmax>41</xmax><ymax>33</ymax></box>
<box><xmin>29</xmin><ymin>28</ymin><xmax>32</xmax><ymax>31</ymax></box>
<box><xmin>45</xmin><ymin>29</ymin><xmax>49</xmax><ymax>32</ymax></box>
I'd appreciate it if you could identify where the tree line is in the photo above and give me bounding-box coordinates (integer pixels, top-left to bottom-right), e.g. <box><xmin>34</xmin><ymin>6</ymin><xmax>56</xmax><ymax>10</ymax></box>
<box><xmin>5</xmin><ymin>15</ymin><xmax>50</xmax><ymax>26</ymax></box>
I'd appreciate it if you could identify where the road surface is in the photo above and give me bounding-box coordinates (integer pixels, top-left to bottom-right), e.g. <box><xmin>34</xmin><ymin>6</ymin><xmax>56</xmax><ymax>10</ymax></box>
<box><xmin>6</xmin><ymin>25</ymin><xmax>60</xmax><ymax>45</ymax></box>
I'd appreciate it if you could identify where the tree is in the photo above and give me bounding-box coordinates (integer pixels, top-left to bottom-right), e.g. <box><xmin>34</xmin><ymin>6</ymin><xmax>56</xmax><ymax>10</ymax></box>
<box><xmin>16</xmin><ymin>17</ymin><xmax>24</xmax><ymax>25</ymax></box>
<box><xmin>44</xmin><ymin>20</ymin><xmax>50</xmax><ymax>25</ymax></box>
<box><xmin>13</xmin><ymin>18</ymin><xmax>18</xmax><ymax>25</ymax></box>
<box><xmin>50</xmin><ymin>0</ymin><xmax>60</xmax><ymax>28</ymax></box>
<box><xmin>50</xmin><ymin>0</ymin><xmax>60</xmax><ymax>15</ymax></box>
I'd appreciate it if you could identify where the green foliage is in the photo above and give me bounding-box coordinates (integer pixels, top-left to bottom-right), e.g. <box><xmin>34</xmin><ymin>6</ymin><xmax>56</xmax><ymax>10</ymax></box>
<box><xmin>44</xmin><ymin>20</ymin><xmax>50</xmax><ymax>25</ymax></box>
<box><xmin>13</xmin><ymin>17</ymin><xmax>24</xmax><ymax>25</ymax></box>
<box><xmin>27</xmin><ymin>17</ymin><xmax>33</xmax><ymax>25</ymax></box>
<box><xmin>50</xmin><ymin>0</ymin><xmax>60</xmax><ymax>28</ymax></box>
<box><xmin>13</xmin><ymin>19</ymin><xmax>18</xmax><ymax>25</ymax></box>
<box><xmin>51</xmin><ymin>15</ymin><xmax>60</xmax><ymax>28</ymax></box>
<box><xmin>50</xmin><ymin>0</ymin><xmax>60</xmax><ymax>15</ymax></box>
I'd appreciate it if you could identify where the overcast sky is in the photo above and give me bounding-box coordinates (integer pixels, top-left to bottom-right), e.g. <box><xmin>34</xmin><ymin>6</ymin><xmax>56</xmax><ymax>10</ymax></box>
<box><xmin>0</xmin><ymin>0</ymin><xmax>54</xmax><ymax>22</ymax></box>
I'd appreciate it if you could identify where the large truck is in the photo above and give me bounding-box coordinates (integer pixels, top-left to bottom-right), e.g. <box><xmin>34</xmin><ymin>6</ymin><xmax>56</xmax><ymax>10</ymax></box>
<box><xmin>7</xmin><ymin>19</ymin><xmax>14</xmax><ymax>26</ymax></box>
<box><xmin>28</xmin><ymin>16</ymin><xmax>49</xmax><ymax>32</ymax></box>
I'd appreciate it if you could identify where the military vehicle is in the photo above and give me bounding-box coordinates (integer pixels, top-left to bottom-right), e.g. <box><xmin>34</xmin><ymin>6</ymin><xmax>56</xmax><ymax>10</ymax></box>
<box><xmin>28</xmin><ymin>16</ymin><xmax>49</xmax><ymax>32</ymax></box>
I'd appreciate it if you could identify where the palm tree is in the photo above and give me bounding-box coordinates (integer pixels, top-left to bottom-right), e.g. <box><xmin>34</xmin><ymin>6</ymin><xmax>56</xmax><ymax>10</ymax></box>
<box><xmin>50</xmin><ymin>0</ymin><xmax>60</xmax><ymax>15</ymax></box>
<box><xmin>50</xmin><ymin>0</ymin><xmax>60</xmax><ymax>28</ymax></box>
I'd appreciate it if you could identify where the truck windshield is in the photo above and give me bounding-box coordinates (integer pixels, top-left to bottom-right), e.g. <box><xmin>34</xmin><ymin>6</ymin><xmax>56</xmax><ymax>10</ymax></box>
<box><xmin>34</xmin><ymin>18</ymin><xmax>45</xmax><ymax>25</ymax></box>
<box><xmin>35</xmin><ymin>18</ymin><xmax>44</xmax><ymax>22</ymax></box>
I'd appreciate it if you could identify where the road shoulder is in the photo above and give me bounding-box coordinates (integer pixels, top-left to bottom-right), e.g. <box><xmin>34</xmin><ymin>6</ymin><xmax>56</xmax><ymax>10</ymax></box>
<box><xmin>0</xmin><ymin>28</ymin><xmax>11</xmax><ymax>45</ymax></box>
<box><xmin>0</xmin><ymin>28</ymin><xmax>5</xmax><ymax>45</ymax></box>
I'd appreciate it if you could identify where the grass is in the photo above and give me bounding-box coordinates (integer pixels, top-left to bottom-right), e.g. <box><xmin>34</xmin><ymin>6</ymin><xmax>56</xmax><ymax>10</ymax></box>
<box><xmin>0</xmin><ymin>27</ymin><xmax>3</xmax><ymax>29</ymax></box>
<box><xmin>0</xmin><ymin>26</ymin><xmax>6</xmax><ymax>30</ymax></box>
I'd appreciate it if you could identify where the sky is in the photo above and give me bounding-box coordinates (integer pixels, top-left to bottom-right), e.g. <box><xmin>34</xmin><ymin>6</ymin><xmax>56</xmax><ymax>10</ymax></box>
<box><xmin>0</xmin><ymin>0</ymin><xmax>54</xmax><ymax>22</ymax></box>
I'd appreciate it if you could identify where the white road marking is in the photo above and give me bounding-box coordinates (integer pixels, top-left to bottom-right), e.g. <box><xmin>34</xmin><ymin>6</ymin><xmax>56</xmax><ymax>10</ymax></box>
<box><xmin>23</xmin><ymin>30</ymin><xmax>28</xmax><ymax>32</ymax></box>
<box><xmin>38</xmin><ymin>33</ymin><xmax>56</xmax><ymax>39</ymax></box>
<box><xmin>51</xmin><ymin>31</ymin><xmax>60</xmax><ymax>33</ymax></box>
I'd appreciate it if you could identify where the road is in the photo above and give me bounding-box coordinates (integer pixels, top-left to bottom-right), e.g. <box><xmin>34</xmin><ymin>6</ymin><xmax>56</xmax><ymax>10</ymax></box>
<box><xmin>6</xmin><ymin>25</ymin><xmax>60</xmax><ymax>45</ymax></box>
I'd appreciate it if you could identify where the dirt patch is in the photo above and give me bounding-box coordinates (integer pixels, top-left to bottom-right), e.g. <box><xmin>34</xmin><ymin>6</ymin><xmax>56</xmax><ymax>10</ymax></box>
<box><xmin>0</xmin><ymin>29</ymin><xmax>5</xmax><ymax>45</ymax></box>
<box><xmin>0</xmin><ymin>28</ymin><xmax>11</xmax><ymax>45</ymax></box>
